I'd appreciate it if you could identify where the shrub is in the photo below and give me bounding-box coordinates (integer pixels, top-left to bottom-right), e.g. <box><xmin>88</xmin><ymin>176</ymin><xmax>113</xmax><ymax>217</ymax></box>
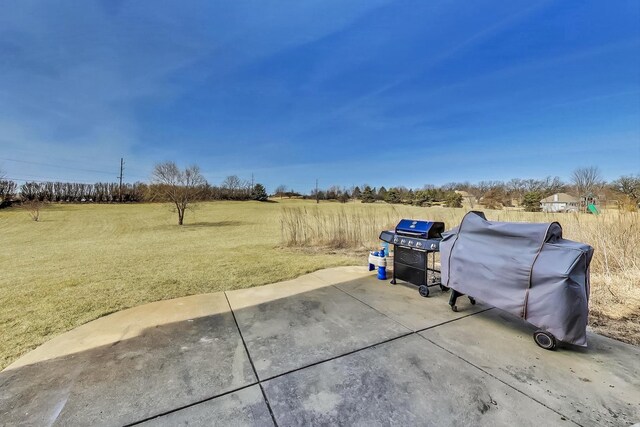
<box><xmin>24</xmin><ymin>200</ymin><xmax>43</xmax><ymax>221</ymax></box>
<box><xmin>385</xmin><ymin>188</ymin><xmax>401</xmax><ymax>204</ymax></box>
<box><xmin>444</xmin><ymin>192</ymin><xmax>463</xmax><ymax>208</ymax></box>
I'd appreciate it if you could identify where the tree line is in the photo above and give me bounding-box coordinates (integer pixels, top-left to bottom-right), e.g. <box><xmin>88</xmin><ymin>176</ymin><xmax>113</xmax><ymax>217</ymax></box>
<box><xmin>0</xmin><ymin>174</ymin><xmax>268</xmax><ymax>207</ymax></box>
<box><xmin>1</xmin><ymin>165</ymin><xmax>639</xmax><ymax>215</ymax></box>
<box><xmin>295</xmin><ymin>168</ymin><xmax>640</xmax><ymax>212</ymax></box>
<box><xmin>0</xmin><ymin>163</ymin><xmax>270</xmax><ymax>224</ymax></box>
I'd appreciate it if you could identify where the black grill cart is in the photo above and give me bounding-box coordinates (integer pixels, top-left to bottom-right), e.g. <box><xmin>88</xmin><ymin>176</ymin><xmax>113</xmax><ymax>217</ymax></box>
<box><xmin>379</xmin><ymin>219</ymin><xmax>453</xmax><ymax>298</ymax></box>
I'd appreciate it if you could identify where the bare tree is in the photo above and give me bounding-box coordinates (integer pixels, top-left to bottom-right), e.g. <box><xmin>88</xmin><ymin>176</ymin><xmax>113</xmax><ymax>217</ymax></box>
<box><xmin>572</xmin><ymin>166</ymin><xmax>604</xmax><ymax>211</ymax></box>
<box><xmin>0</xmin><ymin>179</ymin><xmax>17</xmax><ymax>207</ymax></box>
<box><xmin>507</xmin><ymin>178</ymin><xmax>526</xmax><ymax>204</ymax></box>
<box><xmin>543</xmin><ymin>176</ymin><xmax>566</xmax><ymax>196</ymax></box>
<box><xmin>0</xmin><ymin>168</ymin><xmax>17</xmax><ymax>208</ymax></box>
<box><xmin>151</xmin><ymin>162</ymin><xmax>206</xmax><ymax>225</ymax></box>
<box><xmin>222</xmin><ymin>175</ymin><xmax>242</xmax><ymax>199</ymax></box>
<box><xmin>611</xmin><ymin>175</ymin><xmax>640</xmax><ymax>201</ymax></box>
<box><xmin>275</xmin><ymin>184</ymin><xmax>287</xmax><ymax>198</ymax></box>
<box><xmin>24</xmin><ymin>199</ymin><xmax>42</xmax><ymax>221</ymax></box>
<box><xmin>611</xmin><ymin>175</ymin><xmax>640</xmax><ymax>210</ymax></box>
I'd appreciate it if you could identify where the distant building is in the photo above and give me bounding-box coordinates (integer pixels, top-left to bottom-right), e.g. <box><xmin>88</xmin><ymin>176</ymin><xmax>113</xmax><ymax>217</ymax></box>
<box><xmin>540</xmin><ymin>193</ymin><xmax>578</xmax><ymax>213</ymax></box>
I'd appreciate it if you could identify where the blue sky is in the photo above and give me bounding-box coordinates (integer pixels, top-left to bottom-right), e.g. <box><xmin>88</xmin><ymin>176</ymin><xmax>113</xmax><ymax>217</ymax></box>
<box><xmin>0</xmin><ymin>0</ymin><xmax>639</xmax><ymax>192</ymax></box>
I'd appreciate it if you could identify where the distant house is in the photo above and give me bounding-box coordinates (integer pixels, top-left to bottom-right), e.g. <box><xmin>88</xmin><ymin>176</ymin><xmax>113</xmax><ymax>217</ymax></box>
<box><xmin>540</xmin><ymin>193</ymin><xmax>578</xmax><ymax>213</ymax></box>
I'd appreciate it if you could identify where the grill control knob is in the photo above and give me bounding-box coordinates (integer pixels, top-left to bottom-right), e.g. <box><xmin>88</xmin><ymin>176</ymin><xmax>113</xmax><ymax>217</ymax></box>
<box><xmin>408</xmin><ymin>240</ymin><xmax>413</xmax><ymax>246</ymax></box>
<box><xmin>401</xmin><ymin>239</ymin><xmax>406</xmax><ymax>245</ymax></box>
<box><xmin>416</xmin><ymin>241</ymin><xmax>422</xmax><ymax>247</ymax></box>
<box><xmin>393</xmin><ymin>237</ymin><xmax>399</xmax><ymax>243</ymax></box>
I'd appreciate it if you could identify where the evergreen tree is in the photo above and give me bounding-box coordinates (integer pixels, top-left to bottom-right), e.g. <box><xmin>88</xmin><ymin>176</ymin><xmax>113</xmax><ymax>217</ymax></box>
<box><xmin>385</xmin><ymin>188</ymin><xmax>401</xmax><ymax>204</ymax></box>
<box><xmin>522</xmin><ymin>191</ymin><xmax>542</xmax><ymax>212</ymax></box>
<box><xmin>414</xmin><ymin>189</ymin><xmax>435</xmax><ymax>206</ymax></box>
<box><xmin>352</xmin><ymin>186</ymin><xmax>361</xmax><ymax>199</ymax></box>
<box><xmin>252</xmin><ymin>183</ymin><xmax>268</xmax><ymax>201</ymax></box>
<box><xmin>377</xmin><ymin>186</ymin><xmax>387</xmax><ymax>200</ymax></box>
<box><xmin>361</xmin><ymin>186</ymin><xmax>376</xmax><ymax>203</ymax></box>
<box><xmin>405</xmin><ymin>189</ymin><xmax>415</xmax><ymax>204</ymax></box>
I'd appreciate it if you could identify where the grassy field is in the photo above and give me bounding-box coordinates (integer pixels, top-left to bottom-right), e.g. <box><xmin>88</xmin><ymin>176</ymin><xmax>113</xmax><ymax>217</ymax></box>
<box><xmin>0</xmin><ymin>200</ymin><xmax>357</xmax><ymax>369</ymax></box>
<box><xmin>1</xmin><ymin>200</ymin><xmax>638</xmax><ymax>369</ymax></box>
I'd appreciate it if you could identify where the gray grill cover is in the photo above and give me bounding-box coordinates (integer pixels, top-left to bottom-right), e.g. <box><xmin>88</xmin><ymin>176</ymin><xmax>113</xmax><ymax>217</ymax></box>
<box><xmin>440</xmin><ymin>211</ymin><xmax>594</xmax><ymax>346</ymax></box>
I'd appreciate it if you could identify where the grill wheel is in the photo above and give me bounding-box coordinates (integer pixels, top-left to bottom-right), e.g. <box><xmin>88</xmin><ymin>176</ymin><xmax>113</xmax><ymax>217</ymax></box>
<box><xmin>533</xmin><ymin>330</ymin><xmax>557</xmax><ymax>350</ymax></box>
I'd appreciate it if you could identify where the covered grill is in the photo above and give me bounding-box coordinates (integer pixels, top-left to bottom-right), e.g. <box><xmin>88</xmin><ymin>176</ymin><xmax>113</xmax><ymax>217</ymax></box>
<box><xmin>379</xmin><ymin>219</ymin><xmax>449</xmax><ymax>297</ymax></box>
<box><xmin>440</xmin><ymin>211</ymin><xmax>594</xmax><ymax>349</ymax></box>
<box><xmin>378</xmin><ymin>212</ymin><xmax>594</xmax><ymax>350</ymax></box>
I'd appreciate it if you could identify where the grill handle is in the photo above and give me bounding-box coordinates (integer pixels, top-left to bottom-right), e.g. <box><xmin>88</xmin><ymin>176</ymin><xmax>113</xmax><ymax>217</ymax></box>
<box><xmin>397</xmin><ymin>230</ymin><xmax>425</xmax><ymax>237</ymax></box>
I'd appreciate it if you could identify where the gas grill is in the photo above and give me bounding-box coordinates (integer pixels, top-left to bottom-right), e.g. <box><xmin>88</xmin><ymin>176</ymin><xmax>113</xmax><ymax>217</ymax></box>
<box><xmin>379</xmin><ymin>219</ymin><xmax>446</xmax><ymax>297</ymax></box>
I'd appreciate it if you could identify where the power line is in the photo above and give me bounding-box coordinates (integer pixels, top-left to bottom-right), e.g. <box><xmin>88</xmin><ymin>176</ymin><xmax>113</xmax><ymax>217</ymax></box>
<box><xmin>0</xmin><ymin>157</ymin><xmax>148</xmax><ymax>180</ymax></box>
<box><xmin>1</xmin><ymin>157</ymin><xmax>263</xmax><ymax>186</ymax></box>
<box><xmin>2</xmin><ymin>175</ymin><xmax>102</xmax><ymax>185</ymax></box>
<box><xmin>0</xmin><ymin>142</ymin><xmax>120</xmax><ymax>165</ymax></box>
<box><xmin>0</xmin><ymin>157</ymin><xmax>118</xmax><ymax>175</ymax></box>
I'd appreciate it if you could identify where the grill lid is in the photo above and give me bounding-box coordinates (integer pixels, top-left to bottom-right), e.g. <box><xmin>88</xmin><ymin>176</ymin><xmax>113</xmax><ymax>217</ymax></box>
<box><xmin>395</xmin><ymin>219</ymin><xmax>445</xmax><ymax>238</ymax></box>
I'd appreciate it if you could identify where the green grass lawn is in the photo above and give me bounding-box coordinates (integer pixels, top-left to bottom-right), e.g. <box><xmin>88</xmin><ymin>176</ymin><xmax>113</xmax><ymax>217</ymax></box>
<box><xmin>0</xmin><ymin>200</ymin><xmax>356</xmax><ymax>369</ymax></box>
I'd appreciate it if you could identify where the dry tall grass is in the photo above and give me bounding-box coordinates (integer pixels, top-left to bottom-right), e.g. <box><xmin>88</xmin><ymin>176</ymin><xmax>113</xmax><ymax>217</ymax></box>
<box><xmin>281</xmin><ymin>203</ymin><xmax>640</xmax><ymax>344</ymax></box>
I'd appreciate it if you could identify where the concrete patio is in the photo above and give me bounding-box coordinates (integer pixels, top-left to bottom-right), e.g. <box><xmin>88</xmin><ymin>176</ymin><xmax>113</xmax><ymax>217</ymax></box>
<box><xmin>1</xmin><ymin>266</ymin><xmax>638</xmax><ymax>426</ymax></box>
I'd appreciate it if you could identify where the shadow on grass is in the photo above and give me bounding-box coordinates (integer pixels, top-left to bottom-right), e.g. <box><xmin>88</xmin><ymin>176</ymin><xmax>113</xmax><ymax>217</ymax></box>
<box><xmin>150</xmin><ymin>220</ymin><xmax>252</xmax><ymax>231</ymax></box>
<box><xmin>184</xmin><ymin>220</ymin><xmax>250</xmax><ymax>228</ymax></box>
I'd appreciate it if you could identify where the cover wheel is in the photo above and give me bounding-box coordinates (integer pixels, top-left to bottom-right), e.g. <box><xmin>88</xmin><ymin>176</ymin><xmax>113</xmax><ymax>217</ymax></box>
<box><xmin>533</xmin><ymin>330</ymin><xmax>557</xmax><ymax>350</ymax></box>
<box><xmin>418</xmin><ymin>285</ymin><xmax>430</xmax><ymax>298</ymax></box>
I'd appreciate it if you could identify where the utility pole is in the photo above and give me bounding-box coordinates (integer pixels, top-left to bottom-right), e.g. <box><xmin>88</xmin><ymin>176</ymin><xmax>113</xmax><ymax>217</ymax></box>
<box><xmin>316</xmin><ymin>178</ymin><xmax>319</xmax><ymax>204</ymax></box>
<box><xmin>118</xmin><ymin>157</ymin><xmax>124</xmax><ymax>203</ymax></box>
